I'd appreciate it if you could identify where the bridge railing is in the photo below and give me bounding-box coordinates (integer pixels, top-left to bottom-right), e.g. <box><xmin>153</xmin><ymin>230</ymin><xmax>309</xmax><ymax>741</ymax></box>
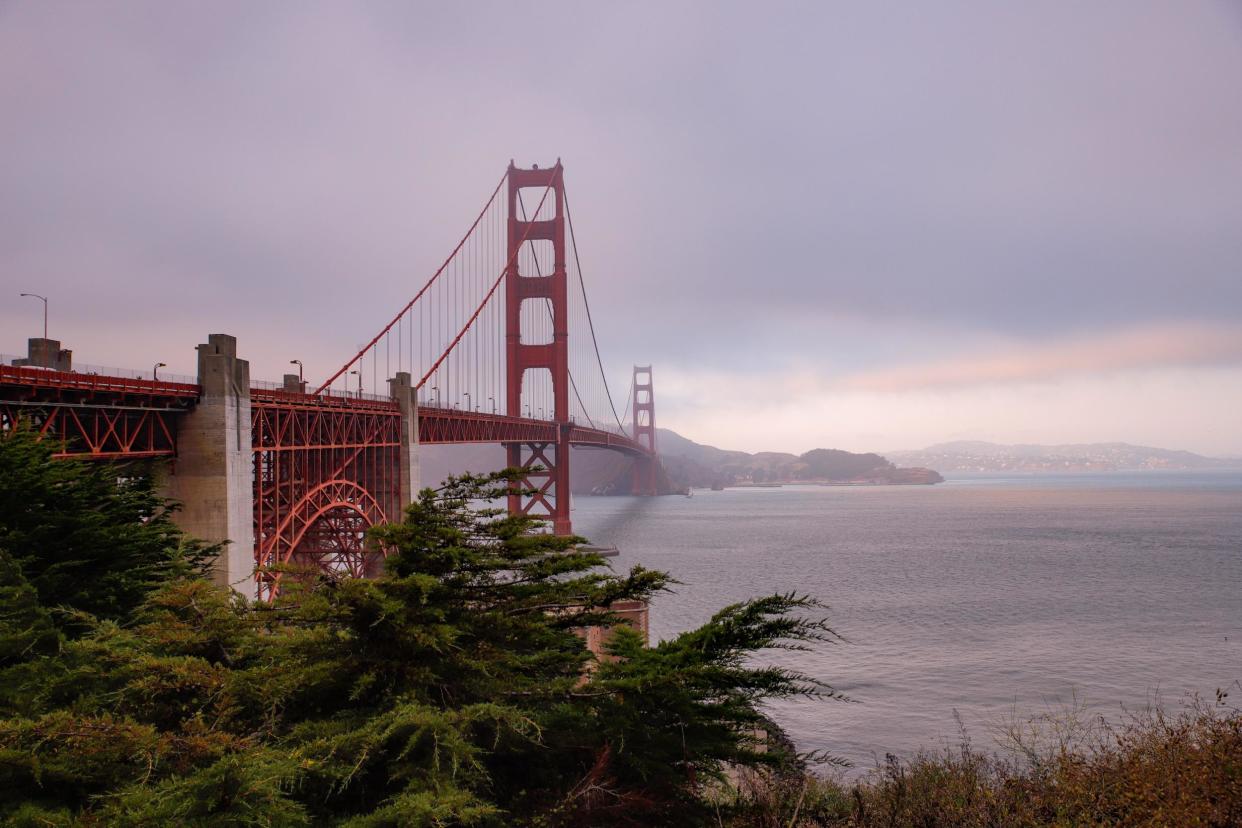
<box><xmin>249</xmin><ymin>378</ymin><xmax>392</xmax><ymax>402</ymax></box>
<box><xmin>2</xmin><ymin>355</ymin><xmax>199</xmax><ymax>386</ymax></box>
<box><xmin>0</xmin><ymin>363</ymin><xmax>200</xmax><ymax>398</ymax></box>
<box><xmin>249</xmin><ymin>379</ymin><xmax>400</xmax><ymax>412</ymax></box>
<box><xmin>75</xmin><ymin>361</ymin><xmax>198</xmax><ymax>385</ymax></box>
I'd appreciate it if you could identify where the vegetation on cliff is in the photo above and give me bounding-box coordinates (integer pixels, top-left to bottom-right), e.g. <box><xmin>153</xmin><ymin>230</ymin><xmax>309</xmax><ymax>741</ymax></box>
<box><xmin>0</xmin><ymin>430</ymin><xmax>842</xmax><ymax>826</ymax></box>
<box><xmin>720</xmin><ymin>694</ymin><xmax>1242</xmax><ymax>826</ymax></box>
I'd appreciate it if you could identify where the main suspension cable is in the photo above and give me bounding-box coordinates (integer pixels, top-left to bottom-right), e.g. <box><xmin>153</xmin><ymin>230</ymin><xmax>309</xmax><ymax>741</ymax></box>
<box><xmin>315</xmin><ymin>170</ymin><xmax>507</xmax><ymax>395</ymax></box>
<box><xmin>564</xmin><ymin>185</ymin><xmax>627</xmax><ymax>432</ymax></box>
<box><xmin>417</xmin><ymin>178</ymin><xmax>555</xmax><ymax>390</ymax></box>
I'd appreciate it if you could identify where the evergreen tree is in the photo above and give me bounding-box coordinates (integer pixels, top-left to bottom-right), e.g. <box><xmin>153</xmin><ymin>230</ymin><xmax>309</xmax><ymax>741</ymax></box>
<box><xmin>0</xmin><ymin>429</ymin><xmax>215</xmax><ymax>632</ymax></box>
<box><xmin>0</xmin><ymin>445</ymin><xmax>842</xmax><ymax>827</ymax></box>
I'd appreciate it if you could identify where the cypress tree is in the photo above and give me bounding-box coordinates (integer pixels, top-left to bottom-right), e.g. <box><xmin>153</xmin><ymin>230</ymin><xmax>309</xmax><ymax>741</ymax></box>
<box><xmin>0</xmin><ymin>429</ymin><xmax>215</xmax><ymax>632</ymax></box>
<box><xmin>0</xmin><ymin>448</ymin><xmax>843</xmax><ymax>826</ymax></box>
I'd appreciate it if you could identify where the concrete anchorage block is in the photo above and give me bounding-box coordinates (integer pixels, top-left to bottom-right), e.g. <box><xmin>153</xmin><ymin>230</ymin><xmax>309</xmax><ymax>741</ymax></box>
<box><xmin>166</xmin><ymin>334</ymin><xmax>256</xmax><ymax>596</ymax></box>
<box><xmin>388</xmin><ymin>371</ymin><xmax>421</xmax><ymax>508</ymax></box>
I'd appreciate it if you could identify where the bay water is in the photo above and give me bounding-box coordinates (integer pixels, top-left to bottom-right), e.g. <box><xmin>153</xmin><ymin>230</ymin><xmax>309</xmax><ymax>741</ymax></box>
<box><xmin>570</xmin><ymin>472</ymin><xmax>1242</xmax><ymax>771</ymax></box>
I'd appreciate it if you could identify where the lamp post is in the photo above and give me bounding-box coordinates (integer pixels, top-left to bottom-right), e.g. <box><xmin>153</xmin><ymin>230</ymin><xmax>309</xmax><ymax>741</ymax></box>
<box><xmin>19</xmin><ymin>293</ymin><xmax>48</xmax><ymax>339</ymax></box>
<box><xmin>289</xmin><ymin>359</ymin><xmax>303</xmax><ymax>384</ymax></box>
<box><xmin>430</xmin><ymin>385</ymin><xmax>439</xmax><ymax>407</ymax></box>
<box><xmin>488</xmin><ymin>395</ymin><xmax>495</xmax><ymax>414</ymax></box>
<box><xmin>464</xmin><ymin>391</ymin><xmax>472</xmax><ymax>411</ymax></box>
<box><xmin>153</xmin><ymin>362</ymin><xmax>166</xmax><ymax>381</ymax></box>
<box><xmin>349</xmin><ymin>370</ymin><xmax>361</xmax><ymax>397</ymax></box>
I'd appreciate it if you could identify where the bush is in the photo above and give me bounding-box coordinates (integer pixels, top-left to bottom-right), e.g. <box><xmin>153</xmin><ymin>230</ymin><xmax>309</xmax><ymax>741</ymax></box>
<box><xmin>724</xmin><ymin>692</ymin><xmax>1242</xmax><ymax>827</ymax></box>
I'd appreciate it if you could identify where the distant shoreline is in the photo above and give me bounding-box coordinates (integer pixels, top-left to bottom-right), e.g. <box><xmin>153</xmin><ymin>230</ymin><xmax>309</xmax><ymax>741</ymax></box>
<box><xmin>719</xmin><ymin>478</ymin><xmax>943</xmax><ymax>488</ymax></box>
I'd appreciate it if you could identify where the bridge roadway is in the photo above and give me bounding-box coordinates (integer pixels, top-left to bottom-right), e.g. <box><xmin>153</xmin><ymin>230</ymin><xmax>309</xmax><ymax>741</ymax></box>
<box><xmin>0</xmin><ymin>364</ymin><xmax>648</xmax><ymax>457</ymax></box>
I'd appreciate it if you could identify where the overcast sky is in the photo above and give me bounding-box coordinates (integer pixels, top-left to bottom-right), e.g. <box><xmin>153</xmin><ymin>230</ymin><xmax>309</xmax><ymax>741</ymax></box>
<box><xmin>3</xmin><ymin>1</ymin><xmax>1241</xmax><ymax>455</ymax></box>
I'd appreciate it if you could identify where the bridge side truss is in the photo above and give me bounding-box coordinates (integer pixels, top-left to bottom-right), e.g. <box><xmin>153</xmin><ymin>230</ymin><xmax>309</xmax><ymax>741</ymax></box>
<box><xmin>251</xmin><ymin>396</ymin><xmax>402</xmax><ymax>597</ymax></box>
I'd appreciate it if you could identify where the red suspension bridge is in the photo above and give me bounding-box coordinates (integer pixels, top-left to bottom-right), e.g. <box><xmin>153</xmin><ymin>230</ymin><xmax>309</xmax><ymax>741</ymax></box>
<box><xmin>1</xmin><ymin>161</ymin><xmax>667</xmax><ymax>598</ymax></box>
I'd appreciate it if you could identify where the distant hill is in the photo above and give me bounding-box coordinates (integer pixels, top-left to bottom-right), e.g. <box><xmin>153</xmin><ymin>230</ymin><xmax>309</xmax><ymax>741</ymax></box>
<box><xmin>414</xmin><ymin>429</ymin><xmax>944</xmax><ymax>496</ymax></box>
<box><xmin>655</xmin><ymin>429</ymin><xmax>943</xmax><ymax>487</ymax></box>
<box><xmin>886</xmin><ymin>441</ymin><xmax>1240</xmax><ymax>473</ymax></box>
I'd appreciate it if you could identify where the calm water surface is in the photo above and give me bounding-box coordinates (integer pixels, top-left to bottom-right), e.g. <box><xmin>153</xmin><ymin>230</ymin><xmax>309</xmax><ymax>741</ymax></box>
<box><xmin>571</xmin><ymin>472</ymin><xmax>1242</xmax><ymax>771</ymax></box>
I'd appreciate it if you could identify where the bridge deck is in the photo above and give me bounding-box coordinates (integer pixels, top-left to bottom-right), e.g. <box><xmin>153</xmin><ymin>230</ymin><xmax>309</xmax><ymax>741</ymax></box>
<box><xmin>1</xmin><ymin>367</ymin><xmax>649</xmax><ymax>458</ymax></box>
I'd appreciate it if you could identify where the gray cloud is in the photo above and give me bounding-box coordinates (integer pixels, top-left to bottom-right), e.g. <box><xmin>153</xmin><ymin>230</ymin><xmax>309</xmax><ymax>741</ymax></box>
<box><xmin>2</xmin><ymin>1</ymin><xmax>1241</xmax><ymax>449</ymax></box>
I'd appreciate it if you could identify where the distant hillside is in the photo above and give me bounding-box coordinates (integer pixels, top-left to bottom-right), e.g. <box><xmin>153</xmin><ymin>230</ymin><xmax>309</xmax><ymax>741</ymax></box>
<box><xmin>414</xmin><ymin>430</ymin><xmax>943</xmax><ymax>496</ymax></box>
<box><xmin>886</xmin><ymin>441</ymin><xmax>1239</xmax><ymax>473</ymax></box>
<box><xmin>656</xmin><ymin>429</ymin><xmax>943</xmax><ymax>487</ymax></box>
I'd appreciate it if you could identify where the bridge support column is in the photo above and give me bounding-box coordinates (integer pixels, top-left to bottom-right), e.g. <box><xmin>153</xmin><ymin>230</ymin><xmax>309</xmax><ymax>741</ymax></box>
<box><xmin>388</xmin><ymin>371</ymin><xmax>420</xmax><ymax>509</ymax></box>
<box><xmin>631</xmin><ymin>365</ymin><xmax>659</xmax><ymax>496</ymax></box>
<box><xmin>505</xmin><ymin>161</ymin><xmax>573</xmax><ymax>535</ymax></box>
<box><xmin>167</xmin><ymin>333</ymin><xmax>256</xmax><ymax>596</ymax></box>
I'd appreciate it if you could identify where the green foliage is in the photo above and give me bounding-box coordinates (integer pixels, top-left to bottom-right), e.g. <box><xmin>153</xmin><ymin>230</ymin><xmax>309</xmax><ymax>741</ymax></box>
<box><xmin>0</xmin><ymin>550</ymin><xmax>59</xmax><ymax>668</ymax></box>
<box><xmin>0</xmin><ymin>449</ymin><xmax>843</xmax><ymax>826</ymax></box>
<box><xmin>0</xmin><ymin>428</ymin><xmax>216</xmax><ymax>632</ymax></box>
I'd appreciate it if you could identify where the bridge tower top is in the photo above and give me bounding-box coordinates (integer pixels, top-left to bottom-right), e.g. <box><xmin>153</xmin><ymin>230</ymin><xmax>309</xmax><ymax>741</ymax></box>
<box><xmin>632</xmin><ymin>365</ymin><xmax>656</xmax><ymax>455</ymax></box>
<box><xmin>504</xmin><ymin>161</ymin><xmax>567</xmax><ymax>422</ymax></box>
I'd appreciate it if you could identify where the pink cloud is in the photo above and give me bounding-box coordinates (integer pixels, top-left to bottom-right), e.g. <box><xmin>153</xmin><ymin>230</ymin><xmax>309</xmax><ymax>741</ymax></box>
<box><xmin>841</xmin><ymin>323</ymin><xmax>1242</xmax><ymax>392</ymax></box>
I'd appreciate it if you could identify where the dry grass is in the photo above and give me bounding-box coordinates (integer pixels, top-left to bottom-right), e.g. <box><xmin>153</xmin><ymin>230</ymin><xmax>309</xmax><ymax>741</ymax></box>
<box><xmin>722</xmin><ymin>689</ymin><xmax>1242</xmax><ymax>827</ymax></box>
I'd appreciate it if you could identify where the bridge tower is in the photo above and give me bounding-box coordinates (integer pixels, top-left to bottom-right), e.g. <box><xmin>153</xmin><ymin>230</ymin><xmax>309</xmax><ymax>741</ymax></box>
<box><xmin>631</xmin><ymin>365</ymin><xmax>659</xmax><ymax>495</ymax></box>
<box><xmin>505</xmin><ymin>161</ymin><xmax>573</xmax><ymax>534</ymax></box>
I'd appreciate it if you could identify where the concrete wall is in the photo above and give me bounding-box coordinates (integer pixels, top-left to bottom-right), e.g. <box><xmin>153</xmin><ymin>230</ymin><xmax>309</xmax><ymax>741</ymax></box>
<box><xmin>388</xmin><ymin>371</ymin><xmax>420</xmax><ymax>508</ymax></box>
<box><xmin>166</xmin><ymin>334</ymin><xmax>256</xmax><ymax>595</ymax></box>
<box><xmin>13</xmin><ymin>338</ymin><xmax>72</xmax><ymax>371</ymax></box>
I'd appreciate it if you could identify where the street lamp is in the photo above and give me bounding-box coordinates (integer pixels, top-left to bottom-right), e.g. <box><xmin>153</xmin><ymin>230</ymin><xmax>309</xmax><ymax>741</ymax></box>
<box><xmin>430</xmin><ymin>385</ymin><xmax>439</xmax><ymax>407</ymax></box>
<box><xmin>19</xmin><ymin>293</ymin><xmax>48</xmax><ymax>339</ymax></box>
<box><xmin>488</xmin><ymin>396</ymin><xmax>495</xmax><ymax>413</ymax></box>
<box><xmin>349</xmin><ymin>369</ymin><xmax>361</xmax><ymax>397</ymax></box>
<box><xmin>289</xmin><ymin>359</ymin><xmax>303</xmax><ymax>383</ymax></box>
<box><xmin>153</xmin><ymin>362</ymin><xmax>166</xmax><ymax>381</ymax></box>
<box><xmin>463</xmin><ymin>391</ymin><xmax>472</xmax><ymax>411</ymax></box>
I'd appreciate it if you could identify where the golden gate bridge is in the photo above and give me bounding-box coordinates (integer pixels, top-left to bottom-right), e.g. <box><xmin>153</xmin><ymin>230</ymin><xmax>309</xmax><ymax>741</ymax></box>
<box><xmin>0</xmin><ymin>161</ymin><xmax>666</xmax><ymax>599</ymax></box>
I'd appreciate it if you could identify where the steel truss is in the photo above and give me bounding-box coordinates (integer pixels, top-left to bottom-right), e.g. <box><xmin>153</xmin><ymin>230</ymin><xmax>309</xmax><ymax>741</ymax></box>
<box><xmin>252</xmin><ymin>400</ymin><xmax>401</xmax><ymax>598</ymax></box>
<box><xmin>0</xmin><ymin>365</ymin><xmax>195</xmax><ymax>459</ymax></box>
<box><xmin>505</xmin><ymin>439</ymin><xmax>564</xmax><ymax>527</ymax></box>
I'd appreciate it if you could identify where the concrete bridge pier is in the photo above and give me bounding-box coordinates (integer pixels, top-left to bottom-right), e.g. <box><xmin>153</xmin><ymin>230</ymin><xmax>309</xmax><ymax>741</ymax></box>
<box><xmin>166</xmin><ymin>334</ymin><xmax>256</xmax><ymax>596</ymax></box>
<box><xmin>388</xmin><ymin>371</ymin><xmax>421</xmax><ymax>509</ymax></box>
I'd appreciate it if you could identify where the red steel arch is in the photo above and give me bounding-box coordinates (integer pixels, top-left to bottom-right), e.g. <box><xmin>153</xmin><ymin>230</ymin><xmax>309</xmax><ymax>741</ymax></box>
<box><xmin>257</xmin><ymin>478</ymin><xmax>389</xmax><ymax>598</ymax></box>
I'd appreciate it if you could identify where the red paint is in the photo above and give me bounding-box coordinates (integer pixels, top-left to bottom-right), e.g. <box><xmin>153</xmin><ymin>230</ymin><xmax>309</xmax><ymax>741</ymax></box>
<box><xmin>631</xmin><ymin>365</ymin><xmax>659</xmax><ymax>495</ymax></box>
<box><xmin>505</xmin><ymin>162</ymin><xmax>574</xmax><ymax>534</ymax></box>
